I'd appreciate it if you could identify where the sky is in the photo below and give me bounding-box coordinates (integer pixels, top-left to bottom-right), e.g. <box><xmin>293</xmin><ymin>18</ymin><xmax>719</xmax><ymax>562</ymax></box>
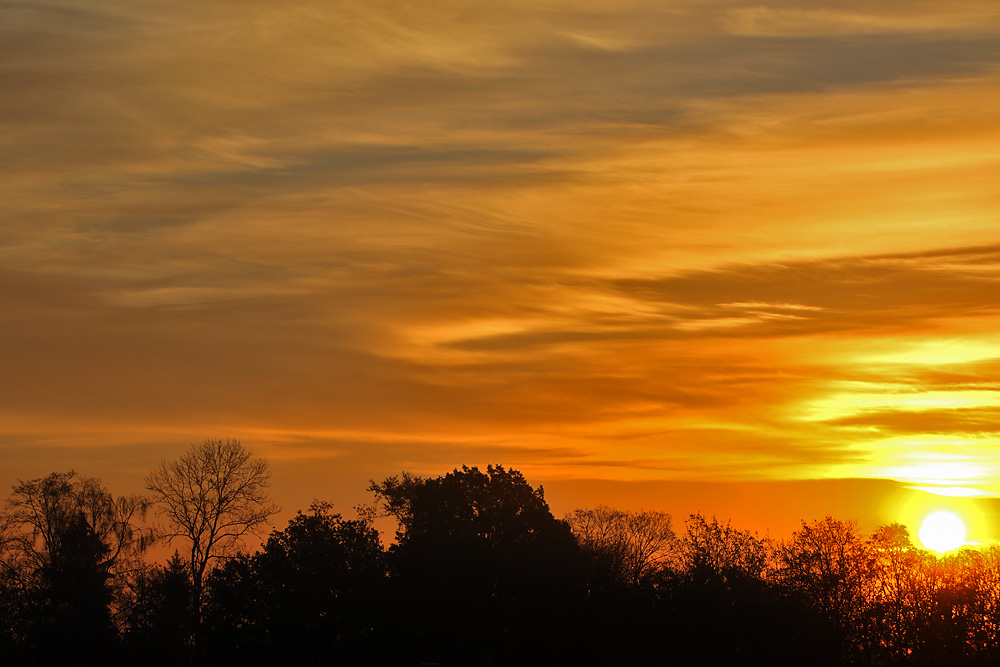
<box><xmin>4</xmin><ymin>0</ymin><xmax>1000</xmax><ymax>544</ymax></box>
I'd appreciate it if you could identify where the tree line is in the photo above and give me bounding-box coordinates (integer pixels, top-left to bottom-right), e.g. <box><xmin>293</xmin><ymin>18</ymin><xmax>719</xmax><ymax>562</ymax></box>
<box><xmin>2</xmin><ymin>438</ymin><xmax>1000</xmax><ymax>666</ymax></box>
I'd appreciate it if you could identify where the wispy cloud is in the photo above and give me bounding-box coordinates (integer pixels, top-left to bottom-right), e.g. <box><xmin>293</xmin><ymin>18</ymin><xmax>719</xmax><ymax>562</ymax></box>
<box><xmin>3</xmin><ymin>0</ymin><xmax>1000</xmax><ymax>507</ymax></box>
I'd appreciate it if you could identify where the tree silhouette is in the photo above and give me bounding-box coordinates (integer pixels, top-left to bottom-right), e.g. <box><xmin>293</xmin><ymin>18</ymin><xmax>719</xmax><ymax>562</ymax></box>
<box><xmin>859</xmin><ymin>523</ymin><xmax>922</xmax><ymax>662</ymax></box>
<box><xmin>1</xmin><ymin>471</ymin><xmax>152</xmax><ymax>666</ymax></box>
<box><xmin>779</xmin><ymin>516</ymin><xmax>868</xmax><ymax>664</ymax></box>
<box><xmin>567</xmin><ymin>506</ymin><xmax>676</xmax><ymax>586</ymax></box>
<box><xmin>912</xmin><ymin>547</ymin><xmax>986</xmax><ymax>664</ymax></box>
<box><xmin>654</xmin><ymin>513</ymin><xmax>824</xmax><ymax>666</ymax></box>
<box><xmin>10</xmin><ymin>458</ymin><xmax>1000</xmax><ymax>666</ymax></box>
<box><xmin>123</xmin><ymin>551</ymin><xmax>193</xmax><ymax>666</ymax></box>
<box><xmin>146</xmin><ymin>438</ymin><xmax>278</xmax><ymax>634</ymax></box>
<box><xmin>370</xmin><ymin>465</ymin><xmax>584</xmax><ymax>665</ymax></box>
<box><xmin>202</xmin><ymin>501</ymin><xmax>385</xmax><ymax>666</ymax></box>
<box><xmin>679</xmin><ymin>513</ymin><xmax>771</xmax><ymax>582</ymax></box>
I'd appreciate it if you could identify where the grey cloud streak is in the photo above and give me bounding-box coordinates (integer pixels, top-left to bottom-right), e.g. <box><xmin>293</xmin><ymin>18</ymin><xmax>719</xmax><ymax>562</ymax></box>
<box><xmin>445</xmin><ymin>245</ymin><xmax>1000</xmax><ymax>352</ymax></box>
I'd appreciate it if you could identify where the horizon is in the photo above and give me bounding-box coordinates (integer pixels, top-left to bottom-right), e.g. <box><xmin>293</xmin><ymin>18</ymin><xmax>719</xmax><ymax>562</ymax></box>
<box><xmin>4</xmin><ymin>455</ymin><xmax>996</xmax><ymax>556</ymax></box>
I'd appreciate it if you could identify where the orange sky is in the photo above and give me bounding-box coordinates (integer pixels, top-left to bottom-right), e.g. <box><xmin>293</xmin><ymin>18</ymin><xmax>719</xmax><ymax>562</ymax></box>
<box><xmin>3</xmin><ymin>0</ymin><xmax>1000</xmax><ymax>545</ymax></box>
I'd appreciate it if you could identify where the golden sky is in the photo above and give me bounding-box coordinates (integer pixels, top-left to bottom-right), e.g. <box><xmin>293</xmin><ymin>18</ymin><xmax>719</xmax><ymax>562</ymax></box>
<box><xmin>4</xmin><ymin>0</ymin><xmax>1000</xmax><ymax>540</ymax></box>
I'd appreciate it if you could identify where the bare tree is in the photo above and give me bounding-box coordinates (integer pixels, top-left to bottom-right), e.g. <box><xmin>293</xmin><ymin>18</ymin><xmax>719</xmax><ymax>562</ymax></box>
<box><xmin>680</xmin><ymin>513</ymin><xmax>772</xmax><ymax>581</ymax></box>
<box><xmin>567</xmin><ymin>506</ymin><xmax>677</xmax><ymax>584</ymax></box>
<box><xmin>778</xmin><ymin>516</ymin><xmax>869</xmax><ymax>661</ymax></box>
<box><xmin>5</xmin><ymin>471</ymin><xmax>152</xmax><ymax>581</ymax></box>
<box><xmin>145</xmin><ymin>438</ymin><xmax>278</xmax><ymax>621</ymax></box>
<box><xmin>1</xmin><ymin>471</ymin><xmax>153</xmax><ymax>658</ymax></box>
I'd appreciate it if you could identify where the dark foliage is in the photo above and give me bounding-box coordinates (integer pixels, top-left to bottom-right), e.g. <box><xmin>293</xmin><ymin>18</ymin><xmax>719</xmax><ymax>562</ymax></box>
<box><xmin>6</xmin><ymin>464</ymin><xmax>1000</xmax><ymax>667</ymax></box>
<box><xmin>121</xmin><ymin>551</ymin><xmax>194</xmax><ymax>666</ymax></box>
<box><xmin>1</xmin><ymin>471</ymin><xmax>151</xmax><ymax>666</ymax></box>
<box><xmin>370</xmin><ymin>465</ymin><xmax>588</xmax><ymax>666</ymax></box>
<box><xmin>202</xmin><ymin>501</ymin><xmax>385</xmax><ymax>666</ymax></box>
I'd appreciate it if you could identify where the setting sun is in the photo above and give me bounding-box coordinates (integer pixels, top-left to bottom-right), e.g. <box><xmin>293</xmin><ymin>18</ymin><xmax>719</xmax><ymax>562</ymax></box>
<box><xmin>919</xmin><ymin>511</ymin><xmax>967</xmax><ymax>553</ymax></box>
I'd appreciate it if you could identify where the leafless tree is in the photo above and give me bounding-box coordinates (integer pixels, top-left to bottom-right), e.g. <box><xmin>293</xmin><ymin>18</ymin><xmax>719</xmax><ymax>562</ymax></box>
<box><xmin>567</xmin><ymin>506</ymin><xmax>677</xmax><ymax>584</ymax></box>
<box><xmin>146</xmin><ymin>438</ymin><xmax>278</xmax><ymax>620</ymax></box>
<box><xmin>679</xmin><ymin>513</ymin><xmax>773</xmax><ymax>582</ymax></box>
<box><xmin>778</xmin><ymin>515</ymin><xmax>869</xmax><ymax>661</ymax></box>
<box><xmin>5</xmin><ymin>472</ymin><xmax>152</xmax><ymax>573</ymax></box>
<box><xmin>2</xmin><ymin>471</ymin><xmax>153</xmax><ymax>630</ymax></box>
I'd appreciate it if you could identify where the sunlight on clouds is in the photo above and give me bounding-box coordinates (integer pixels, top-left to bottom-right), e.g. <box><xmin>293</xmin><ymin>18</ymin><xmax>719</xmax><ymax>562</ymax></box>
<box><xmin>800</xmin><ymin>384</ymin><xmax>1000</xmax><ymax>423</ymax></box>
<box><xmin>876</xmin><ymin>390</ymin><xmax>994</xmax><ymax>411</ymax></box>
<box><xmin>111</xmin><ymin>286</ymin><xmax>273</xmax><ymax>308</ymax></box>
<box><xmin>557</xmin><ymin>30</ymin><xmax>637</xmax><ymax>52</ymax></box>
<box><xmin>843</xmin><ymin>145</ymin><xmax>1000</xmax><ymax>174</ymax></box>
<box><xmin>784</xmin><ymin>327</ymin><xmax>1000</xmax><ymax>495</ymax></box>
<box><xmin>723</xmin><ymin>8</ymin><xmax>904</xmax><ymax>37</ymax></box>
<box><xmin>909</xmin><ymin>486</ymin><xmax>987</xmax><ymax>498</ymax></box>
<box><xmin>5</xmin><ymin>0</ymin><xmax>1000</xmax><ymax>529</ymax></box>
<box><xmin>824</xmin><ymin>432</ymin><xmax>1000</xmax><ymax>495</ymax></box>
<box><xmin>671</xmin><ymin>317</ymin><xmax>760</xmax><ymax>331</ymax></box>
<box><xmin>876</xmin><ymin>446</ymin><xmax>998</xmax><ymax>490</ymax></box>
<box><xmin>528</xmin><ymin>75</ymin><xmax>1000</xmax><ymax>275</ymax></box>
<box><xmin>408</xmin><ymin>318</ymin><xmax>544</xmax><ymax>355</ymax></box>
<box><xmin>720</xmin><ymin>302</ymin><xmax>824</xmax><ymax>312</ymax></box>
<box><xmin>723</xmin><ymin>6</ymin><xmax>1000</xmax><ymax>37</ymax></box>
<box><xmin>859</xmin><ymin>338</ymin><xmax>1000</xmax><ymax>367</ymax></box>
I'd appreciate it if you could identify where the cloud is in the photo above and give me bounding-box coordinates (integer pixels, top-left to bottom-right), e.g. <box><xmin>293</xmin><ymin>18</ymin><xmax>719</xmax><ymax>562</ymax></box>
<box><xmin>613</xmin><ymin>244</ymin><xmax>1000</xmax><ymax>333</ymax></box>
<box><xmin>828</xmin><ymin>408</ymin><xmax>1000</xmax><ymax>436</ymax></box>
<box><xmin>4</xmin><ymin>0</ymin><xmax>1000</xmax><ymax>508</ymax></box>
<box><xmin>436</xmin><ymin>244</ymin><xmax>1000</xmax><ymax>354</ymax></box>
<box><xmin>722</xmin><ymin>5</ymin><xmax>1000</xmax><ymax>38</ymax></box>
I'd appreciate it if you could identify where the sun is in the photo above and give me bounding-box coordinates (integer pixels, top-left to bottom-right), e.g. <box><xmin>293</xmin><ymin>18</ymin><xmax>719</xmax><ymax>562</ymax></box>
<box><xmin>918</xmin><ymin>511</ymin><xmax>967</xmax><ymax>553</ymax></box>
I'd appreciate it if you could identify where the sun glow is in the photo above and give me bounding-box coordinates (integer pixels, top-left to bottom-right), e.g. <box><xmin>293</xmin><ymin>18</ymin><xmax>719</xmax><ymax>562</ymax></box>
<box><xmin>918</xmin><ymin>511</ymin><xmax>967</xmax><ymax>553</ymax></box>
